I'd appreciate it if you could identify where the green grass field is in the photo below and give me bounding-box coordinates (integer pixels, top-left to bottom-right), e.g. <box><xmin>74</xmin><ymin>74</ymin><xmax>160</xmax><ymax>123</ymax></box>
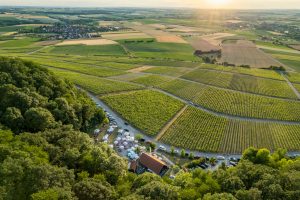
<box><xmin>160</xmin><ymin>106</ymin><xmax>300</xmax><ymax>153</ymax></box>
<box><xmin>50</xmin><ymin>44</ymin><xmax>127</xmax><ymax>56</ymax></box>
<box><xmin>101</xmin><ymin>90</ymin><xmax>184</xmax><ymax>135</ymax></box>
<box><xmin>121</xmin><ymin>41</ymin><xmax>200</xmax><ymax>61</ymax></box>
<box><xmin>0</xmin><ymin>37</ymin><xmax>40</xmax><ymax>48</ymax></box>
<box><xmin>49</xmin><ymin>68</ymin><xmax>143</xmax><ymax>95</ymax></box>
<box><xmin>22</xmin><ymin>57</ymin><xmax>127</xmax><ymax>77</ymax></box>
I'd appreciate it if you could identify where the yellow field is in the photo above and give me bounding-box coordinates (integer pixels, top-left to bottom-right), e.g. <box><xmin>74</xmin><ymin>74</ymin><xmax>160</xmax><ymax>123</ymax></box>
<box><xmin>101</xmin><ymin>32</ymin><xmax>152</xmax><ymax>40</ymax></box>
<box><xmin>55</xmin><ymin>39</ymin><xmax>118</xmax><ymax>46</ymax></box>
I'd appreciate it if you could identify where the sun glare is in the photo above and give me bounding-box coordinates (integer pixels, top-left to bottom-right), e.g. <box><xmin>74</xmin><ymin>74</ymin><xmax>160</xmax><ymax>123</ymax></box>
<box><xmin>207</xmin><ymin>0</ymin><xmax>230</xmax><ymax>8</ymax></box>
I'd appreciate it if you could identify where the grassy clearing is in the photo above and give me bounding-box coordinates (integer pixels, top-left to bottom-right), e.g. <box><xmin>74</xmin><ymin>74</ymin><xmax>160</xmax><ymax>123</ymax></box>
<box><xmin>160</xmin><ymin>106</ymin><xmax>300</xmax><ymax>153</ymax></box>
<box><xmin>286</xmin><ymin>72</ymin><xmax>300</xmax><ymax>84</ymax></box>
<box><xmin>101</xmin><ymin>90</ymin><xmax>184</xmax><ymax>136</ymax></box>
<box><xmin>50</xmin><ymin>44</ymin><xmax>126</xmax><ymax>56</ymax></box>
<box><xmin>49</xmin><ymin>68</ymin><xmax>143</xmax><ymax>95</ymax></box>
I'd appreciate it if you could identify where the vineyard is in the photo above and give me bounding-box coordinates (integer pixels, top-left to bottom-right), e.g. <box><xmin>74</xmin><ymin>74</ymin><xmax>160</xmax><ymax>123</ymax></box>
<box><xmin>101</xmin><ymin>90</ymin><xmax>184</xmax><ymax>136</ymax></box>
<box><xmin>22</xmin><ymin>57</ymin><xmax>127</xmax><ymax>77</ymax></box>
<box><xmin>182</xmin><ymin>68</ymin><xmax>297</xmax><ymax>99</ymax></box>
<box><xmin>294</xmin><ymin>83</ymin><xmax>300</xmax><ymax>93</ymax></box>
<box><xmin>160</xmin><ymin>107</ymin><xmax>228</xmax><ymax>152</ymax></box>
<box><xmin>159</xmin><ymin>79</ymin><xmax>206</xmax><ymax>100</ymax></box>
<box><xmin>49</xmin><ymin>68</ymin><xmax>144</xmax><ymax>95</ymax></box>
<box><xmin>143</xmin><ymin>66</ymin><xmax>192</xmax><ymax>77</ymax></box>
<box><xmin>286</xmin><ymin>72</ymin><xmax>300</xmax><ymax>83</ymax></box>
<box><xmin>194</xmin><ymin>86</ymin><xmax>300</xmax><ymax>121</ymax></box>
<box><xmin>160</xmin><ymin>107</ymin><xmax>300</xmax><ymax>153</ymax></box>
<box><xmin>200</xmin><ymin>64</ymin><xmax>285</xmax><ymax>80</ymax></box>
<box><xmin>130</xmin><ymin>74</ymin><xmax>174</xmax><ymax>86</ymax></box>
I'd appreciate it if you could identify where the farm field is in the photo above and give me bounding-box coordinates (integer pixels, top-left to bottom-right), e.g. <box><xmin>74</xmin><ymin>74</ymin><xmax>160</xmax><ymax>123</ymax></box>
<box><xmin>182</xmin><ymin>68</ymin><xmax>296</xmax><ymax>99</ymax></box>
<box><xmin>220</xmin><ymin>40</ymin><xmax>283</xmax><ymax>68</ymax></box>
<box><xmin>55</xmin><ymin>39</ymin><xmax>118</xmax><ymax>46</ymax></box>
<box><xmin>129</xmin><ymin>24</ymin><xmax>188</xmax><ymax>43</ymax></box>
<box><xmin>121</xmin><ymin>41</ymin><xmax>199</xmax><ymax>61</ymax></box>
<box><xmin>157</xmin><ymin>78</ymin><xmax>300</xmax><ymax>121</ymax></box>
<box><xmin>187</xmin><ymin>37</ymin><xmax>220</xmax><ymax>52</ymax></box>
<box><xmin>101</xmin><ymin>90</ymin><xmax>185</xmax><ymax>135</ymax></box>
<box><xmin>286</xmin><ymin>72</ymin><xmax>300</xmax><ymax>84</ymax></box>
<box><xmin>143</xmin><ymin>66</ymin><xmax>192</xmax><ymax>77</ymax></box>
<box><xmin>21</xmin><ymin>57</ymin><xmax>127</xmax><ymax>77</ymax></box>
<box><xmin>49</xmin><ymin>68</ymin><xmax>143</xmax><ymax>95</ymax></box>
<box><xmin>193</xmin><ymin>86</ymin><xmax>300</xmax><ymax>122</ymax></box>
<box><xmin>199</xmin><ymin>64</ymin><xmax>285</xmax><ymax>80</ymax></box>
<box><xmin>264</xmin><ymin>50</ymin><xmax>300</xmax><ymax>72</ymax></box>
<box><xmin>101</xmin><ymin>32</ymin><xmax>153</xmax><ymax>40</ymax></box>
<box><xmin>49</xmin><ymin>44</ymin><xmax>127</xmax><ymax>56</ymax></box>
<box><xmin>130</xmin><ymin>74</ymin><xmax>174</xmax><ymax>86</ymax></box>
<box><xmin>160</xmin><ymin>107</ymin><xmax>300</xmax><ymax>153</ymax></box>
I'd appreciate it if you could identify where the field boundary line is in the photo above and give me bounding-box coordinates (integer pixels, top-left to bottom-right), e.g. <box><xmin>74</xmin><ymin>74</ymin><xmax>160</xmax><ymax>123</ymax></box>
<box><xmin>155</xmin><ymin>105</ymin><xmax>188</xmax><ymax>141</ymax></box>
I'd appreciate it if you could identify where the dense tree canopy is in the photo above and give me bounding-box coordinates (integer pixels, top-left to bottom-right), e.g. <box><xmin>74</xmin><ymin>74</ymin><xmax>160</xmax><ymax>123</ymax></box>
<box><xmin>0</xmin><ymin>56</ymin><xmax>105</xmax><ymax>133</ymax></box>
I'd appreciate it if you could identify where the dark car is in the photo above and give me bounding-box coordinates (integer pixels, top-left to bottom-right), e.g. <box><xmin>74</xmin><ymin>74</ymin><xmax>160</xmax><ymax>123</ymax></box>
<box><xmin>124</xmin><ymin>122</ymin><xmax>129</xmax><ymax>126</ymax></box>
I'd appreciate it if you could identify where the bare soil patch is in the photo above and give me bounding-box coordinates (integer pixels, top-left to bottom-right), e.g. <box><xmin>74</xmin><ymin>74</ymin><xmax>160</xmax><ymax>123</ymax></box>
<box><xmin>188</xmin><ymin>38</ymin><xmax>221</xmax><ymax>52</ymax></box>
<box><xmin>220</xmin><ymin>40</ymin><xmax>283</xmax><ymax>68</ymax></box>
<box><xmin>201</xmin><ymin>33</ymin><xmax>236</xmax><ymax>46</ymax></box>
<box><xmin>289</xmin><ymin>45</ymin><xmax>300</xmax><ymax>51</ymax></box>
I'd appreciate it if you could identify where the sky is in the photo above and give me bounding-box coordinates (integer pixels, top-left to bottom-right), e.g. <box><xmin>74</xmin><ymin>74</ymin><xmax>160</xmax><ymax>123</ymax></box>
<box><xmin>0</xmin><ymin>0</ymin><xmax>300</xmax><ymax>9</ymax></box>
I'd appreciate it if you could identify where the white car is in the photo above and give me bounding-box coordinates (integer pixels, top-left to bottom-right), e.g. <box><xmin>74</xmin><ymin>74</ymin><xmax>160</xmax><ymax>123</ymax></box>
<box><xmin>159</xmin><ymin>145</ymin><xmax>167</xmax><ymax>151</ymax></box>
<box><xmin>217</xmin><ymin>156</ymin><xmax>226</xmax><ymax>160</ymax></box>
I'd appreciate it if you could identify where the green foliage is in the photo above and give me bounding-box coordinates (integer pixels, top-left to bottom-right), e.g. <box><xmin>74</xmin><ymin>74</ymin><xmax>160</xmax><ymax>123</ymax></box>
<box><xmin>50</xmin><ymin>44</ymin><xmax>126</xmax><ymax>56</ymax></box>
<box><xmin>0</xmin><ymin>56</ymin><xmax>105</xmax><ymax>133</ymax></box>
<box><xmin>101</xmin><ymin>90</ymin><xmax>184</xmax><ymax>135</ymax></box>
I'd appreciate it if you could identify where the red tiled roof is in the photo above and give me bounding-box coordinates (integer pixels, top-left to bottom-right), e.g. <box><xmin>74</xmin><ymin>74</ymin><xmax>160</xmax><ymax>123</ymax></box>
<box><xmin>139</xmin><ymin>153</ymin><xmax>167</xmax><ymax>175</ymax></box>
<box><xmin>130</xmin><ymin>160</ymin><xmax>137</xmax><ymax>172</ymax></box>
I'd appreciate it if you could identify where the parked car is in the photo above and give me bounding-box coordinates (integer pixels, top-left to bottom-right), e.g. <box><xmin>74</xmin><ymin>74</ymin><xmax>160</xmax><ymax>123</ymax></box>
<box><xmin>217</xmin><ymin>156</ymin><xmax>226</xmax><ymax>160</ymax></box>
<box><xmin>159</xmin><ymin>145</ymin><xmax>167</xmax><ymax>151</ymax></box>
<box><xmin>124</xmin><ymin>121</ymin><xmax>129</xmax><ymax>126</ymax></box>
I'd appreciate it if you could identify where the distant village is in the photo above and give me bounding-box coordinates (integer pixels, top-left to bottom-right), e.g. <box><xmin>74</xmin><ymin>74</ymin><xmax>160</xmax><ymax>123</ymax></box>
<box><xmin>20</xmin><ymin>23</ymin><xmax>124</xmax><ymax>40</ymax></box>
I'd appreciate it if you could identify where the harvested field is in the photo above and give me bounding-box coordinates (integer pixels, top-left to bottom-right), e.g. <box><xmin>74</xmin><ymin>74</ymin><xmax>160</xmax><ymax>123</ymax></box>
<box><xmin>34</xmin><ymin>40</ymin><xmax>61</xmax><ymax>46</ymax></box>
<box><xmin>130</xmin><ymin>24</ymin><xmax>188</xmax><ymax>43</ymax></box>
<box><xmin>220</xmin><ymin>40</ymin><xmax>283</xmax><ymax>68</ymax></box>
<box><xmin>128</xmin><ymin>66</ymin><xmax>154</xmax><ymax>73</ymax></box>
<box><xmin>290</xmin><ymin>45</ymin><xmax>300</xmax><ymax>51</ymax></box>
<box><xmin>56</xmin><ymin>39</ymin><xmax>117</xmax><ymax>46</ymax></box>
<box><xmin>188</xmin><ymin>38</ymin><xmax>220</xmax><ymax>52</ymax></box>
<box><xmin>201</xmin><ymin>32</ymin><xmax>236</xmax><ymax>46</ymax></box>
<box><xmin>167</xmin><ymin>25</ymin><xmax>212</xmax><ymax>33</ymax></box>
<box><xmin>101</xmin><ymin>32</ymin><xmax>153</xmax><ymax>40</ymax></box>
<box><xmin>149</xmin><ymin>24</ymin><xmax>167</xmax><ymax>29</ymax></box>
